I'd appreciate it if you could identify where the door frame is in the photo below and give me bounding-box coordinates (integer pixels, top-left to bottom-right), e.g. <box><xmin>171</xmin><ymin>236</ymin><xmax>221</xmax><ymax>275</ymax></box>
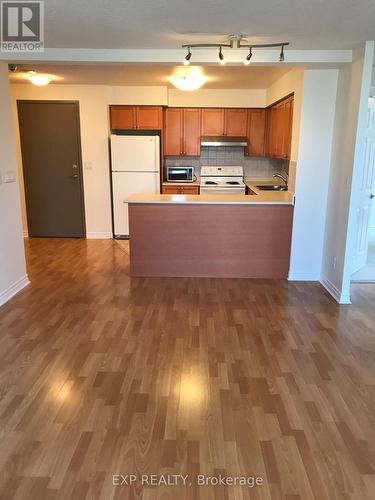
<box><xmin>341</xmin><ymin>41</ymin><xmax>375</xmax><ymax>299</ymax></box>
<box><xmin>17</xmin><ymin>99</ymin><xmax>86</xmax><ymax>238</ymax></box>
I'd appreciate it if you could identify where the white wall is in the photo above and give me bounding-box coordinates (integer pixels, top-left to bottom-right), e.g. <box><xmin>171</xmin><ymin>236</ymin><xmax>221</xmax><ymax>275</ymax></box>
<box><xmin>320</xmin><ymin>50</ymin><xmax>366</xmax><ymax>302</ymax></box>
<box><xmin>0</xmin><ymin>63</ymin><xmax>28</xmax><ymax>306</ymax></box>
<box><xmin>288</xmin><ymin>69</ymin><xmax>339</xmax><ymax>281</ymax></box>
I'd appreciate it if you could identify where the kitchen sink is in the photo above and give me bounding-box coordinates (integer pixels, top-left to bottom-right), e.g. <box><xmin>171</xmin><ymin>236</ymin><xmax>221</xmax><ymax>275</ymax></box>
<box><xmin>256</xmin><ymin>185</ymin><xmax>288</xmax><ymax>191</ymax></box>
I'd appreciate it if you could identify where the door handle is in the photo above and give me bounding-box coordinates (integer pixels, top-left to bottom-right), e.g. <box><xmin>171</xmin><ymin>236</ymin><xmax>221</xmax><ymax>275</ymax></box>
<box><xmin>371</xmin><ymin>194</ymin><xmax>374</xmax><ymax>199</ymax></box>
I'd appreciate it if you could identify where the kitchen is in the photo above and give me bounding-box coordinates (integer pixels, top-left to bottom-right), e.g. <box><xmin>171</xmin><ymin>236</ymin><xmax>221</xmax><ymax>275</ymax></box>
<box><xmin>11</xmin><ymin>61</ymin><xmax>337</xmax><ymax>294</ymax></box>
<box><xmin>2</xmin><ymin>4</ymin><xmax>374</xmax><ymax>498</ymax></box>
<box><xmin>109</xmin><ymin>96</ymin><xmax>295</xmax><ymax>278</ymax></box>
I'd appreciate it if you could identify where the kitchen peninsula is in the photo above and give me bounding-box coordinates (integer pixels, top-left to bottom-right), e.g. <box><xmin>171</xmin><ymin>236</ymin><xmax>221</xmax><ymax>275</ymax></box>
<box><xmin>127</xmin><ymin>186</ymin><xmax>294</xmax><ymax>279</ymax></box>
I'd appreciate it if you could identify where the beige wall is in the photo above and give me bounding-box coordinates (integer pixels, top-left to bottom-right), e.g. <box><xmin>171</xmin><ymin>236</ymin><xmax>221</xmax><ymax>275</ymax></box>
<box><xmin>108</xmin><ymin>86</ymin><xmax>168</xmax><ymax>105</ymax></box>
<box><xmin>12</xmin><ymin>82</ymin><xmax>299</xmax><ymax>237</ymax></box>
<box><xmin>12</xmin><ymin>84</ymin><xmax>113</xmax><ymax>237</ymax></box>
<box><xmin>0</xmin><ymin>64</ymin><xmax>28</xmax><ymax>305</ymax></box>
<box><xmin>11</xmin><ymin>84</ymin><xmax>280</xmax><ymax>237</ymax></box>
<box><xmin>168</xmin><ymin>88</ymin><xmax>266</xmax><ymax>107</ymax></box>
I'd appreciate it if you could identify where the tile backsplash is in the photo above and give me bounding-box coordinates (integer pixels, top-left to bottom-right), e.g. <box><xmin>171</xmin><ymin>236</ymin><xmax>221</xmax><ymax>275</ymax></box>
<box><xmin>165</xmin><ymin>146</ymin><xmax>289</xmax><ymax>180</ymax></box>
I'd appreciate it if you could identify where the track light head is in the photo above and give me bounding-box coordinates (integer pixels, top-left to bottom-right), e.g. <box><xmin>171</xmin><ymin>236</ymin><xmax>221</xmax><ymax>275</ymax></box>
<box><xmin>279</xmin><ymin>45</ymin><xmax>285</xmax><ymax>62</ymax></box>
<box><xmin>183</xmin><ymin>47</ymin><xmax>192</xmax><ymax>66</ymax></box>
<box><xmin>244</xmin><ymin>47</ymin><xmax>253</xmax><ymax>65</ymax></box>
<box><xmin>219</xmin><ymin>46</ymin><xmax>225</xmax><ymax>65</ymax></box>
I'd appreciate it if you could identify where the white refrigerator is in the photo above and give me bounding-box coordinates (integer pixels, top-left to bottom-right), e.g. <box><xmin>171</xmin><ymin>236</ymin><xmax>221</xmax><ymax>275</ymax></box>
<box><xmin>110</xmin><ymin>134</ymin><xmax>160</xmax><ymax>237</ymax></box>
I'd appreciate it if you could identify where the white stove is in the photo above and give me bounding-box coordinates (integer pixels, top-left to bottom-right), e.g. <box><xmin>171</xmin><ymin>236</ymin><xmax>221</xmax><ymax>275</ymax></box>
<box><xmin>200</xmin><ymin>166</ymin><xmax>246</xmax><ymax>195</ymax></box>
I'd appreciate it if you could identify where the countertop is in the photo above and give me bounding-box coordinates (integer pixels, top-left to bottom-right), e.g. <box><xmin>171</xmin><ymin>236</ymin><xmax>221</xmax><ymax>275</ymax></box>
<box><xmin>128</xmin><ymin>179</ymin><xmax>293</xmax><ymax>205</ymax></box>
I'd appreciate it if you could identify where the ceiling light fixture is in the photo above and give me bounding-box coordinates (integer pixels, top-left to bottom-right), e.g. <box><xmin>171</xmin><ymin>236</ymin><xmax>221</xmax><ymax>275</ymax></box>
<box><xmin>183</xmin><ymin>47</ymin><xmax>192</xmax><ymax>66</ymax></box>
<box><xmin>170</xmin><ymin>67</ymin><xmax>207</xmax><ymax>91</ymax></box>
<box><xmin>181</xmin><ymin>36</ymin><xmax>289</xmax><ymax>65</ymax></box>
<box><xmin>27</xmin><ymin>71</ymin><xmax>51</xmax><ymax>86</ymax></box>
<box><xmin>218</xmin><ymin>46</ymin><xmax>225</xmax><ymax>65</ymax></box>
<box><xmin>244</xmin><ymin>47</ymin><xmax>253</xmax><ymax>65</ymax></box>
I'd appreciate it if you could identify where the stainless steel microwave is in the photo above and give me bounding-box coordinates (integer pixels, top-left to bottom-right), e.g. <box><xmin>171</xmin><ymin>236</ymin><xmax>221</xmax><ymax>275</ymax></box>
<box><xmin>166</xmin><ymin>166</ymin><xmax>195</xmax><ymax>183</ymax></box>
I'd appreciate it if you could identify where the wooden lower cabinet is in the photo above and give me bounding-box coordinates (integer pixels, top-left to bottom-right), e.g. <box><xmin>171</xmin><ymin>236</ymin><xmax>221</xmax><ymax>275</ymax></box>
<box><xmin>129</xmin><ymin>204</ymin><xmax>293</xmax><ymax>278</ymax></box>
<box><xmin>162</xmin><ymin>184</ymin><xmax>200</xmax><ymax>195</ymax></box>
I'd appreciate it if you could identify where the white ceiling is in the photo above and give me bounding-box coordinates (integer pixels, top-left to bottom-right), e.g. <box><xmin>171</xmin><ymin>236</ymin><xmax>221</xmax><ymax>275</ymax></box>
<box><xmin>9</xmin><ymin>64</ymin><xmax>291</xmax><ymax>89</ymax></box>
<box><xmin>43</xmin><ymin>0</ymin><xmax>375</xmax><ymax>50</ymax></box>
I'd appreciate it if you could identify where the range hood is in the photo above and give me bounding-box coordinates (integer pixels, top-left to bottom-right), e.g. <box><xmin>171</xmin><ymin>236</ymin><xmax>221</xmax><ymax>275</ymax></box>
<box><xmin>201</xmin><ymin>136</ymin><xmax>248</xmax><ymax>147</ymax></box>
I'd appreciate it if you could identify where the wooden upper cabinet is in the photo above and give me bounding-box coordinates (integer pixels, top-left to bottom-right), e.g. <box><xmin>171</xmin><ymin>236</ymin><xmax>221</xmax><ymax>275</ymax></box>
<box><xmin>110</xmin><ymin>105</ymin><xmax>163</xmax><ymax>130</ymax></box>
<box><xmin>246</xmin><ymin>109</ymin><xmax>266</xmax><ymax>157</ymax></box>
<box><xmin>201</xmin><ymin>108</ymin><xmax>225</xmax><ymax>136</ymax></box>
<box><xmin>110</xmin><ymin>106</ymin><xmax>136</xmax><ymax>129</ymax></box>
<box><xmin>164</xmin><ymin>108</ymin><xmax>183</xmax><ymax>156</ymax></box>
<box><xmin>164</xmin><ymin>108</ymin><xmax>201</xmax><ymax>157</ymax></box>
<box><xmin>136</xmin><ymin>106</ymin><xmax>163</xmax><ymax>129</ymax></box>
<box><xmin>201</xmin><ymin>108</ymin><xmax>249</xmax><ymax>137</ymax></box>
<box><xmin>225</xmin><ymin>108</ymin><xmax>248</xmax><ymax>136</ymax></box>
<box><xmin>266</xmin><ymin>95</ymin><xmax>294</xmax><ymax>160</ymax></box>
<box><xmin>183</xmin><ymin>108</ymin><xmax>201</xmax><ymax>156</ymax></box>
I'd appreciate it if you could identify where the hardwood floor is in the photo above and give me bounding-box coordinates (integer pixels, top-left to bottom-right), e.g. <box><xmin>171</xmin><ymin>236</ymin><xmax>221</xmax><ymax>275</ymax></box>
<box><xmin>0</xmin><ymin>238</ymin><xmax>374</xmax><ymax>500</ymax></box>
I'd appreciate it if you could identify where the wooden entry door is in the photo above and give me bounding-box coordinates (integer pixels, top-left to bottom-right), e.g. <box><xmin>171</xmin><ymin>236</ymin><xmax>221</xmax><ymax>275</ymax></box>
<box><xmin>18</xmin><ymin>101</ymin><xmax>86</xmax><ymax>238</ymax></box>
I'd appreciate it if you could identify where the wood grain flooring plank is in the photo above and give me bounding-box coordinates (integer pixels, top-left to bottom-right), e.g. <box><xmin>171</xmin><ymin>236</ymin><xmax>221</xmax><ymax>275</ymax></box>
<box><xmin>0</xmin><ymin>238</ymin><xmax>373</xmax><ymax>500</ymax></box>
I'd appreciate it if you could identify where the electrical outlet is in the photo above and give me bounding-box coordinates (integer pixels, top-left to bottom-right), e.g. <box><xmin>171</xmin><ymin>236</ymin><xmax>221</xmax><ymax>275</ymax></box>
<box><xmin>332</xmin><ymin>256</ymin><xmax>337</xmax><ymax>269</ymax></box>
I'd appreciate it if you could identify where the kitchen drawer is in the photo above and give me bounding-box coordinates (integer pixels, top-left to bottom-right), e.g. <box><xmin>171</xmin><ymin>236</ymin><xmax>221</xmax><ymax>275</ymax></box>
<box><xmin>162</xmin><ymin>185</ymin><xmax>200</xmax><ymax>195</ymax></box>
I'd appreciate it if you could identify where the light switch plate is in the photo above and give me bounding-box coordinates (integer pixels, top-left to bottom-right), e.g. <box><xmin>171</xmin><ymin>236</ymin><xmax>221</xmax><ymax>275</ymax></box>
<box><xmin>4</xmin><ymin>170</ymin><xmax>16</xmax><ymax>183</ymax></box>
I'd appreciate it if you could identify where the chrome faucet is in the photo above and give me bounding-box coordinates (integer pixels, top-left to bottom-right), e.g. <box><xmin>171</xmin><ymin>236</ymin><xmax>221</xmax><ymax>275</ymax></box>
<box><xmin>273</xmin><ymin>172</ymin><xmax>288</xmax><ymax>187</ymax></box>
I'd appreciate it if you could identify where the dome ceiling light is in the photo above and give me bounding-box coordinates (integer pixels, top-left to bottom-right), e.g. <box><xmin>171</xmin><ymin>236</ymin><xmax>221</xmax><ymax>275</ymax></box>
<box><xmin>27</xmin><ymin>71</ymin><xmax>52</xmax><ymax>86</ymax></box>
<box><xmin>181</xmin><ymin>35</ymin><xmax>289</xmax><ymax>66</ymax></box>
<box><xmin>170</xmin><ymin>67</ymin><xmax>207</xmax><ymax>91</ymax></box>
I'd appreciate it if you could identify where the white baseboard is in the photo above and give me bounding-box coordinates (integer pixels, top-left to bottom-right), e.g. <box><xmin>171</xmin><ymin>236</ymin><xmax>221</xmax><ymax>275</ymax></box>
<box><xmin>320</xmin><ymin>275</ymin><xmax>351</xmax><ymax>304</ymax></box>
<box><xmin>288</xmin><ymin>272</ymin><xmax>320</xmax><ymax>281</ymax></box>
<box><xmin>86</xmin><ymin>232</ymin><xmax>113</xmax><ymax>239</ymax></box>
<box><xmin>0</xmin><ymin>275</ymin><xmax>30</xmax><ymax>307</ymax></box>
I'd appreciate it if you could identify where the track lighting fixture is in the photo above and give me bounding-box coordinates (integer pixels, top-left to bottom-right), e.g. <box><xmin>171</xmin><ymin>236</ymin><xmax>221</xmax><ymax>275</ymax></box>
<box><xmin>244</xmin><ymin>47</ymin><xmax>253</xmax><ymax>65</ymax></box>
<box><xmin>219</xmin><ymin>46</ymin><xmax>225</xmax><ymax>65</ymax></box>
<box><xmin>279</xmin><ymin>45</ymin><xmax>285</xmax><ymax>62</ymax></box>
<box><xmin>183</xmin><ymin>47</ymin><xmax>192</xmax><ymax>65</ymax></box>
<box><xmin>181</xmin><ymin>37</ymin><xmax>289</xmax><ymax>65</ymax></box>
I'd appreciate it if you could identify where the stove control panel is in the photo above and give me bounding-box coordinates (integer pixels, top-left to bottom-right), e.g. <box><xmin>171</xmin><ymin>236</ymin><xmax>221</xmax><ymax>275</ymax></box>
<box><xmin>200</xmin><ymin>166</ymin><xmax>243</xmax><ymax>177</ymax></box>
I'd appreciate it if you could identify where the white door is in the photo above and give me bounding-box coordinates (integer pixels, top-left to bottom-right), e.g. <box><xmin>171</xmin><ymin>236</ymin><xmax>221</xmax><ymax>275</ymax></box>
<box><xmin>111</xmin><ymin>135</ymin><xmax>159</xmax><ymax>172</ymax></box>
<box><xmin>112</xmin><ymin>171</ymin><xmax>160</xmax><ymax>236</ymax></box>
<box><xmin>351</xmin><ymin>95</ymin><xmax>375</xmax><ymax>273</ymax></box>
